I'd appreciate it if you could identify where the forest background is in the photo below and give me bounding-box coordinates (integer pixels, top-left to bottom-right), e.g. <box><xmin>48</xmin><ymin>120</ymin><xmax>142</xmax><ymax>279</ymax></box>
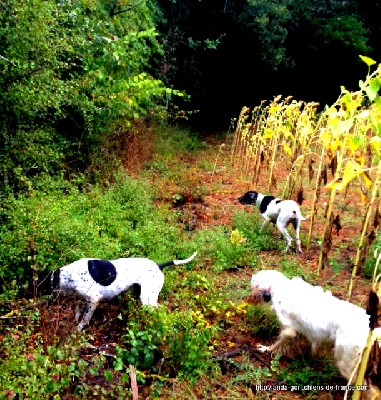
<box><xmin>1</xmin><ymin>0</ymin><xmax>380</xmax><ymax>196</ymax></box>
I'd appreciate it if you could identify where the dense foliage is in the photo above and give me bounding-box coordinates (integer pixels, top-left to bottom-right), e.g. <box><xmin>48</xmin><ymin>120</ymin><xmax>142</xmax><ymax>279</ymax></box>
<box><xmin>157</xmin><ymin>0</ymin><xmax>378</xmax><ymax>126</ymax></box>
<box><xmin>1</xmin><ymin>0</ymin><xmax>379</xmax><ymax>191</ymax></box>
<box><xmin>0</xmin><ymin>0</ymin><xmax>174</xmax><ymax>192</ymax></box>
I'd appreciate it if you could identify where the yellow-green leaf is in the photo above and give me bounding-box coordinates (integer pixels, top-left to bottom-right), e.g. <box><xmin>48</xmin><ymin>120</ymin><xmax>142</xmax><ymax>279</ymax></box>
<box><xmin>370</xmin><ymin>136</ymin><xmax>381</xmax><ymax>155</ymax></box>
<box><xmin>359</xmin><ymin>55</ymin><xmax>376</xmax><ymax>66</ymax></box>
<box><xmin>361</xmin><ymin>172</ymin><xmax>372</xmax><ymax>190</ymax></box>
<box><xmin>325</xmin><ymin>177</ymin><xmax>343</xmax><ymax>191</ymax></box>
<box><xmin>283</xmin><ymin>142</ymin><xmax>292</xmax><ymax>156</ymax></box>
<box><xmin>336</xmin><ymin>160</ymin><xmax>363</xmax><ymax>191</ymax></box>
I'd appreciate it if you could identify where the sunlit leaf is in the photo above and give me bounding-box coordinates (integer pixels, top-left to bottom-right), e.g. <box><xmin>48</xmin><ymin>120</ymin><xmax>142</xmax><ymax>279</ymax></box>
<box><xmin>356</xmin><ymin>110</ymin><xmax>370</xmax><ymax>119</ymax></box>
<box><xmin>359</xmin><ymin>55</ymin><xmax>376</xmax><ymax>66</ymax></box>
<box><xmin>362</xmin><ymin>171</ymin><xmax>372</xmax><ymax>190</ymax></box>
<box><xmin>348</xmin><ymin>137</ymin><xmax>362</xmax><ymax>152</ymax></box>
<box><xmin>365</xmin><ymin>85</ymin><xmax>378</xmax><ymax>102</ymax></box>
<box><xmin>370</xmin><ymin>136</ymin><xmax>381</xmax><ymax>155</ymax></box>
<box><xmin>320</xmin><ymin>128</ymin><xmax>331</xmax><ymax>147</ymax></box>
<box><xmin>263</xmin><ymin>128</ymin><xmax>274</xmax><ymax>139</ymax></box>
<box><xmin>283</xmin><ymin>142</ymin><xmax>292</xmax><ymax>156</ymax></box>
<box><xmin>370</xmin><ymin>77</ymin><xmax>381</xmax><ymax>94</ymax></box>
<box><xmin>337</xmin><ymin>160</ymin><xmax>363</xmax><ymax>191</ymax></box>
<box><xmin>325</xmin><ymin>177</ymin><xmax>343</xmax><ymax>191</ymax></box>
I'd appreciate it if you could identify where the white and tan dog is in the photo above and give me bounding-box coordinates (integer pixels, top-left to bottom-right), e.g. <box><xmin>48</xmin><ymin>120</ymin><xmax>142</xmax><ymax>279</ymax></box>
<box><xmin>249</xmin><ymin>269</ymin><xmax>380</xmax><ymax>388</ymax></box>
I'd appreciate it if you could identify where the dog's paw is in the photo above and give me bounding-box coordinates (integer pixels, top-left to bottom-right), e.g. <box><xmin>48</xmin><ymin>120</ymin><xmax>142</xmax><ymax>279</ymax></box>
<box><xmin>256</xmin><ymin>344</ymin><xmax>270</xmax><ymax>352</ymax></box>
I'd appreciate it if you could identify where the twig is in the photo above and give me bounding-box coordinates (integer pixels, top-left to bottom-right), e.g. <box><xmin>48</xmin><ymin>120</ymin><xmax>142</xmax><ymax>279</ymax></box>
<box><xmin>129</xmin><ymin>364</ymin><xmax>138</xmax><ymax>400</ymax></box>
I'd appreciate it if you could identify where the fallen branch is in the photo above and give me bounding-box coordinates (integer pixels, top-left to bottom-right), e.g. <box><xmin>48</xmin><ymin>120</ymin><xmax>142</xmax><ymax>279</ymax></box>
<box><xmin>129</xmin><ymin>364</ymin><xmax>138</xmax><ymax>400</ymax></box>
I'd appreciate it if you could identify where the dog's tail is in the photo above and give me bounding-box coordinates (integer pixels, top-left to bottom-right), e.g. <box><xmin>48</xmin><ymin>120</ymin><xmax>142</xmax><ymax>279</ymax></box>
<box><xmin>293</xmin><ymin>210</ymin><xmax>309</xmax><ymax>221</ymax></box>
<box><xmin>157</xmin><ymin>251</ymin><xmax>198</xmax><ymax>270</ymax></box>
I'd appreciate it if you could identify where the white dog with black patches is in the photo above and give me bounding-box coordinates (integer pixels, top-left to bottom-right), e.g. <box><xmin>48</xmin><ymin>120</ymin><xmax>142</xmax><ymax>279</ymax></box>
<box><xmin>238</xmin><ymin>190</ymin><xmax>307</xmax><ymax>253</ymax></box>
<box><xmin>31</xmin><ymin>252</ymin><xmax>197</xmax><ymax>330</ymax></box>
<box><xmin>250</xmin><ymin>269</ymin><xmax>381</xmax><ymax>388</ymax></box>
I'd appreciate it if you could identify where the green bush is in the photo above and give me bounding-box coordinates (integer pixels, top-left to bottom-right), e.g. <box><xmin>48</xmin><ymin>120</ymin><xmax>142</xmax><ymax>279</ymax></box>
<box><xmin>245</xmin><ymin>304</ymin><xmax>279</xmax><ymax>338</ymax></box>
<box><xmin>232</xmin><ymin>211</ymin><xmax>283</xmax><ymax>252</ymax></box>
<box><xmin>116</xmin><ymin>307</ymin><xmax>169</xmax><ymax>372</ymax></box>
<box><xmin>0</xmin><ymin>175</ymin><xmax>186</xmax><ymax>290</ymax></box>
<box><xmin>192</xmin><ymin>227</ymin><xmax>259</xmax><ymax>272</ymax></box>
<box><xmin>164</xmin><ymin>311</ymin><xmax>219</xmax><ymax>382</ymax></box>
<box><xmin>116</xmin><ymin>307</ymin><xmax>218</xmax><ymax>383</ymax></box>
<box><xmin>0</xmin><ymin>311</ymin><xmax>88</xmax><ymax>399</ymax></box>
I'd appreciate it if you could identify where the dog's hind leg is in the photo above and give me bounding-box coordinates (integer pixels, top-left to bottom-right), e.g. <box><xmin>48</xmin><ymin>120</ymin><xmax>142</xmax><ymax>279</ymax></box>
<box><xmin>276</xmin><ymin>220</ymin><xmax>293</xmax><ymax>252</ymax></box>
<box><xmin>293</xmin><ymin>219</ymin><xmax>303</xmax><ymax>253</ymax></box>
<box><xmin>139</xmin><ymin>276</ymin><xmax>164</xmax><ymax>306</ymax></box>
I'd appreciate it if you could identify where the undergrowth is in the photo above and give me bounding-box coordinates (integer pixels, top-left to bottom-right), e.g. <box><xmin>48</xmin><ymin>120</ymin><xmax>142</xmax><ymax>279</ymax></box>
<box><xmin>0</xmin><ymin>122</ymin><xmax>374</xmax><ymax>399</ymax></box>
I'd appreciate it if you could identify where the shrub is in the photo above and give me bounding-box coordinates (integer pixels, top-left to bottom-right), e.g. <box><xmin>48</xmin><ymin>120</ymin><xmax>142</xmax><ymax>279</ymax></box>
<box><xmin>277</xmin><ymin>359</ymin><xmax>339</xmax><ymax>394</ymax></box>
<box><xmin>116</xmin><ymin>307</ymin><xmax>219</xmax><ymax>383</ymax></box>
<box><xmin>0</xmin><ymin>175</ymin><xmax>185</xmax><ymax>291</ymax></box>
<box><xmin>192</xmin><ymin>227</ymin><xmax>259</xmax><ymax>272</ymax></box>
<box><xmin>0</xmin><ymin>311</ymin><xmax>88</xmax><ymax>399</ymax></box>
<box><xmin>164</xmin><ymin>310</ymin><xmax>219</xmax><ymax>382</ymax></box>
<box><xmin>245</xmin><ymin>304</ymin><xmax>279</xmax><ymax>338</ymax></box>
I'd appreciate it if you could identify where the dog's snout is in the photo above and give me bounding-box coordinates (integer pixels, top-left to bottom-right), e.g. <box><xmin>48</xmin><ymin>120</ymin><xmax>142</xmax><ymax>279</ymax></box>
<box><xmin>249</xmin><ymin>285</ymin><xmax>264</xmax><ymax>304</ymax></box>
<box><xmin>262</xmin><ymin>290</ymin><xmax>272</xmax><ymax>302</ymax></box>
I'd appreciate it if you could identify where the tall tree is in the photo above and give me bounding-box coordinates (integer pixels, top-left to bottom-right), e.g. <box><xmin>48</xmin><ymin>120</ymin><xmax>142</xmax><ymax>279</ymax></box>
<box><xmin>0</xmin><ymin>0</ymin><xmax>170</xmax><ymax>191</ymax></box>
<box><xmin>156</xmin><ymin>0</ymin><xmax>372</xmax><ymax>127</ymax></box>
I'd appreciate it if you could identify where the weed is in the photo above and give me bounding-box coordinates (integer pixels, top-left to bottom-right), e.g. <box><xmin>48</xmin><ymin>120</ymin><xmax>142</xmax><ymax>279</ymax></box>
<box><xmin>117</xmin><ymin>307</ymin><xmax>169</xmax><ymax>373</ymax></box>
<box><xmin>0</xmin><ymin>313</ymin><xmax>89</xmax><ymax>399</ymax></box>
<box><xmin>232</xmin><ymin>211</ymin><xmax>282</xmax><ymax>252</ymax></box>
<box><xmin>152</xmin><ymin>124</ymin><xmax>207</xmax><ymax>157</ymax></box>
<box><xmin>245</xmin><ymin>304</ymin><xmax>279</xmax><ymax>338</ymax></box>
<box><xmin>165</xmin><ymin>311</ymin><xmax>219</xmax><ymax>383</ymax></box>
<box><xmin>0</xmin><ymin>175</ymin><xmax>186</xmax><ymax>288</ymax></box>
<box><xmin>276</xmin><ymin>358</ymin><xmax>340</xmax><ymax>394</ymax></box>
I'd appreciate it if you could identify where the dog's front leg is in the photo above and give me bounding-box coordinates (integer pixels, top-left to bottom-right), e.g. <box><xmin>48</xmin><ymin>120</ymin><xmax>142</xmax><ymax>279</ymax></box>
<box><xmin>75</xmin><ymin>302</ymin><xmax>86</xmax><ymax>324</ymax></box>
<box><xmin>257</xmin><ymin>326</ymin><xmax>297</xmax><ymax>355</ymax></box>
<box><xmin>295</xmin><ymin>238</ymin><xmax>302</xmax><ymax>254</ymax></box>
<box><xmin>77</xmin><ymin>300</ymin><xmax>99</xmax><ymax>331</ymax></box>
<box><xmin>260</xmin><ymin>217</ymin><xmax>271</xmax><ymax>231</ymax></box>
<box><xmin>294</xmin><ymin>222</ymin><xmax>303</xmax><ymax>253</ymax></box>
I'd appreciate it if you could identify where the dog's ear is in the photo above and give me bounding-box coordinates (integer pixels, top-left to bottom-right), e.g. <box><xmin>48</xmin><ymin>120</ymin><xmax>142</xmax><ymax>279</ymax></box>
<box><xmin>249</xmin><ymin>191</ymin><xmax>258</xmax><ymax>200</ymax></box>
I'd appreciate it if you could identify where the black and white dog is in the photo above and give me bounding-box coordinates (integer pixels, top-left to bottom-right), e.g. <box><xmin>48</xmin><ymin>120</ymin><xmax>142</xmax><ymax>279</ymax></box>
<box><xmin>30</xmin><ymin>252</ymin><xmax>197</xmax><ymax>330</ymax></box>
<box><xmin>238</xmin><ymin>190</ymin><xmax>307</xmax><ymax>253</ymax></box>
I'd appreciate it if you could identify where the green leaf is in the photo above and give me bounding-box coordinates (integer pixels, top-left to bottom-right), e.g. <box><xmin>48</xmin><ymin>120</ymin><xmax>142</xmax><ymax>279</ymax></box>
<box><xmin>46</xmin><ymin>381</ymin><xmax>59</xmax><ymax>393</ymax></box>
<box><xmin>369</xmin><ymin>77</ymin><xmax>381</xmax><ymax>94</ymax></box>
<box><xmin>359</xmin><ymin>55</ymin><xmax>376</xmax><ymax>66</ymax></box>
<box><xmin>365</xmin><ymin>85</ymin><xmax>378</xmax><ymax>101</ymax></box>
<box><xmin>89</xmin><ymin>366</ymin><xmax>99</xmax><ymax>375</ymax></box>
<box><xmin>104</xmin><ymin>370</ymin><xmax>113</xmax><ymax>381</ymax></box>
<box><xmin>113</xmin><ymin>358</ymin><xmax>124</xmax><ymax>371</ymax></box>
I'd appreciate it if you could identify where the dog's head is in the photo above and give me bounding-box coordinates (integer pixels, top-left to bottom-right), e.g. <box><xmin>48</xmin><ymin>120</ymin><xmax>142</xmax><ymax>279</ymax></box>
<box><xmin>249</xmin><ymin>270</ymin><xmax>288</xmax><ymax>304</ymax></box>
<box><xmin>26</xmin><ymin>270</ymin><xmax>59</xmax><ymax>298</ymax></box>
<box><xmin>238</xmin><ymin>191</ymin><xmax>258</xmax><ymax>205</ymax></box>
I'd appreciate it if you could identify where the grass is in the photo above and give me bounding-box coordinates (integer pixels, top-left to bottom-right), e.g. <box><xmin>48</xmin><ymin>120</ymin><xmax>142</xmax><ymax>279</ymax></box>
<box><xmin>0</xmin><ymin>122</ymin><xmax>372</xmax><ymax>399</ymax></box>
